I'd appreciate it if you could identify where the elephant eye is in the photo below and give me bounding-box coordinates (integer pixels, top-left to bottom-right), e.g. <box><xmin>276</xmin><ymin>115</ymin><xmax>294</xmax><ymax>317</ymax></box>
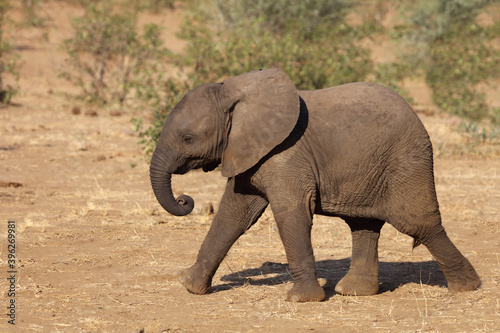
<box><xmin>182</xmin><ymin>134</ymin><xmax>194</xmax><ymax>145</ymax></box>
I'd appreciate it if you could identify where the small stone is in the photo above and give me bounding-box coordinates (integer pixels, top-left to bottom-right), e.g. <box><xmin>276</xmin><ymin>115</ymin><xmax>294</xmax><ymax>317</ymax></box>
<box><xmin>71</xmin><ymin>106</ymin><xmax>81</xmax><ymax>115</ymax></box>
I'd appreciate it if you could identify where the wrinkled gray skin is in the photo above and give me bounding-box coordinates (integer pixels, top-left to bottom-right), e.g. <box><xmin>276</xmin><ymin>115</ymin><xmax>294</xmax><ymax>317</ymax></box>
<box><xmin>150</xmin><ymin>68</ymin><xmax>480</xmax><ymax>302</ymax></box>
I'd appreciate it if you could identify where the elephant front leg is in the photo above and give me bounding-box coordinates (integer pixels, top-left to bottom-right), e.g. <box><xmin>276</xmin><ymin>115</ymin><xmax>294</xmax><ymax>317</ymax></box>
<box><xmin>177</xmin><ymin>179</ymin><xmax>268</xmax><ymax>295</ymax></box>
<box><xmin>335</xmin><ymin>218</ymin><xmax>384</xmax><ymax>296</ymax></box>
<box><xmin>272</xmin><ymin>206</ymin><xmax>325</xmax><ymax>302</ymax></box>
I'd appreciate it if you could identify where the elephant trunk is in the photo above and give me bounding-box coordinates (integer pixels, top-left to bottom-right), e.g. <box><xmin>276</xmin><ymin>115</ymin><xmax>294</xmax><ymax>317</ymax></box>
<box><xmin>150</xmin><ymin>148</ymin><xmax>194</xmax><ymax>216</ymax></box>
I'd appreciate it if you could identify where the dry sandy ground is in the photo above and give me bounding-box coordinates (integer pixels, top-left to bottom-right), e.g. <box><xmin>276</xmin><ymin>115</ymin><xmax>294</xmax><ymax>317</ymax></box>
<box><xmin>1</xmin><ymin>2</ymin><xmax>500</xmax><ymax>332</ymax></box>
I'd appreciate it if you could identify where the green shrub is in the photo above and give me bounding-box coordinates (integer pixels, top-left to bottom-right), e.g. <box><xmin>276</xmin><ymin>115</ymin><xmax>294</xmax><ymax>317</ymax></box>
<box><xmin>0</xmin><ymin>0</ymin><xmax>19</xmax><ymax>105</ymax></box>
<box><xmin>458</xmin><ymin>120</ymin><xmax>500</xmax><ymax>151</ymax></box>
<box><xmin>178</xmin><ymin>0</ymin><xmax>373</xmax><ymax>89</ymax></box>
<box><xmin>127</xmin><ymin>0</ymin><xmax>175</xmax><ymax>13</ymax></box>
<box><xmin>21</xmin><ymin>0</ymin><xmax>49</xmax><ymax>27</ymax></box>
<box><xmin>60</xmin><ymin>0</ymin><xmax>171</xmax><ymax>107</ymax></box>
<box><xmin>373</xmin><ymin>62</ymin><xmax>413</xmax><ymax>103</ymax></box>
<box><xmin>131</xmin><ymin>78</ymin><xmax>190</xmax><ymax>156</ymax></box>
<box><xmin>400</xmin><ymin>0</ymin><xmax>500</xmax><ymax>122</ymax></box>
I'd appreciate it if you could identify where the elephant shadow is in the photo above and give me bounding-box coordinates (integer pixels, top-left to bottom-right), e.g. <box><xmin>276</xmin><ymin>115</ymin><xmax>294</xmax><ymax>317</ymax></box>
<box><xmin>215</xmin><ymin>259</ymin><xmax>446</xmax><ymax>299</ymax></box>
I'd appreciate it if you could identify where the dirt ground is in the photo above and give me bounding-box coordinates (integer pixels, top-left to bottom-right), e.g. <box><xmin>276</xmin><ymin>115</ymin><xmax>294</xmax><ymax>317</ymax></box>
<box><xmin>1</xmin><ymin>2</ymin><xmax>499</xmax><ymax>332</ymax></box>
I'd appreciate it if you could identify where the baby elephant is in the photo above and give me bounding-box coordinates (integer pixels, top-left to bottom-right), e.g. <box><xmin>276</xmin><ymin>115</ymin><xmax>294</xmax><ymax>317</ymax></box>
<box><xmin>150</xmin><ymin>68</ymin><xmax>480</xmax><ymax>302</ymax></box>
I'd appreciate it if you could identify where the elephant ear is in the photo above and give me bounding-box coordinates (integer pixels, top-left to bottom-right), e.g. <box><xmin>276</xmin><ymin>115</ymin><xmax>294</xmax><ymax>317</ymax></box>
<box><xmin>220</xmin><ymin>68</ymin><xmax>300</xmax><ymax>178</ymax></box>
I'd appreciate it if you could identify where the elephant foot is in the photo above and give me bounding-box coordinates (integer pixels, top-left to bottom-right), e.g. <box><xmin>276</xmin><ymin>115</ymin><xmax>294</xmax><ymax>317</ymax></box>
<box><xmin>335</xmin><ymin>271</ymin><xmax>379</xmax><ymax>296</ymax></box>
<box><xmin>286</xmin><ymin>282</ymin><xmax>325</xmax><ymax>302</ymax></box>
<box><xmin>446</xmin><ymin>266</ymin><xmax>481</xmax><ymax>293</ymax></box>
<box><xmin>177</xmin><ymin>266</ymin><xmax>212</xmax><ymax>295</ymax></box>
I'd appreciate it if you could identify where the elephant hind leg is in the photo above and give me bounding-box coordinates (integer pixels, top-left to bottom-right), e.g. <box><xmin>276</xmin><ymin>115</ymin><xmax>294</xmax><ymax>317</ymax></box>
<box><xmin>335</xmin><ymin>218</ymin><xmax>384</xmax><ymax>296</ymax></box>
<box><xmin>389</xmin><ymin>212</ymin><xmax>480</xmax><ymax>293</ymax></box>
<box><xmin>419</xmin><ymin>223</ymin><xmax>480</xmax><ymax>292</ymax></box>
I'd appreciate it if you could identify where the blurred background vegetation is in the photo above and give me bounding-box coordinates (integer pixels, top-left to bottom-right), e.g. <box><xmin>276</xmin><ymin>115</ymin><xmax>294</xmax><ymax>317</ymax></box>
<box><xmin>1</xmin><ymin>0</ymin><xmax>499</xmax><ymax>154</ymax></box>
<box><xmin>0</xmin><ymin>0</ymin><xmax>19</xmax><ymax>105</ymax></box>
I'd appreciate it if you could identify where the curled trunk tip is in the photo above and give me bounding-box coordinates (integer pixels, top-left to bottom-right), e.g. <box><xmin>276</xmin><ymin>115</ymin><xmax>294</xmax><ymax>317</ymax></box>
<box><xmin>171</xmin><ymin>194</ymin><xmax>195</xmax><ymax>216</ymax></box>
<box><xmin>150</xmin><ymin>158</ymin><xmax>195</xmax><ymax>216</ymax></box>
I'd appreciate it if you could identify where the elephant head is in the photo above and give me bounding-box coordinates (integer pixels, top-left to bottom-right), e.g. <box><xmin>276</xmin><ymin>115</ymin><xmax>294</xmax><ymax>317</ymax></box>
<box><xmin>150</xmin><ymin>68</ymin><xmax>300</xmax><ymax>216</ymax></box>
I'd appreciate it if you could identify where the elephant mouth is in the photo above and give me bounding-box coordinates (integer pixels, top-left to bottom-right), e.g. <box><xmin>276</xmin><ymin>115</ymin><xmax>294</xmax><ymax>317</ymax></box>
<box><xmin>174</xmin><ymin>158</ymin><xmax>219</xmax><ymax>175</ymax></box>
<box><xmin>202</xmin><ymin>161</ymin><xmax>220</xmax><ymax>172</ymax></box>
<box><xmin>174</xmin><ymin>165</ymin><xmax>190</xmax><ymax>175</ymax></box>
